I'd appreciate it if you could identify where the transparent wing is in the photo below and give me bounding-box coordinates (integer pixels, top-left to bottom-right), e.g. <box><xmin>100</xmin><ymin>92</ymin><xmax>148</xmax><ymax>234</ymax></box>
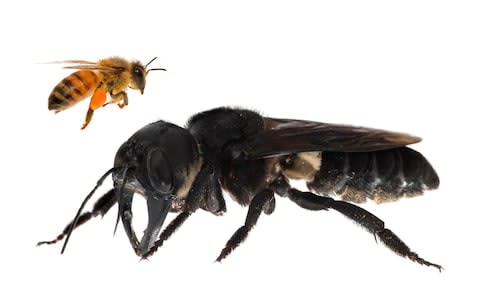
<box><xmin>46</xmin><ymin>60</ymin><xmax>123</xmax><ymax>72</ymax></box>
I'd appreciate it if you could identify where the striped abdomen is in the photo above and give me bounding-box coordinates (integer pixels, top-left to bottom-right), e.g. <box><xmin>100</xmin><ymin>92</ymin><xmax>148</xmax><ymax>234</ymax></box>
<box><xmin>48</xmin><ymin>70</ymin><xmax>99</xmax><ymax>112</ymax></box>
<box><xmin>306</xmin><ymin>147</ymin><xmax>439</xmax><ymax>203</ymax></box>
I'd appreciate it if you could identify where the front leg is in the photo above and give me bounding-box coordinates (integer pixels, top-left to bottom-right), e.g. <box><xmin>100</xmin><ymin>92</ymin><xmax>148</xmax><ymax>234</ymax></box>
<box><xmin>37</xmin><ymin>189</ymin><xmax>116</xmax><ymax>247</ymax></box>
<box><xmin>103</xmin><ymin>91</ymin><xmax>128</xmax><ymax>108</ymax></box>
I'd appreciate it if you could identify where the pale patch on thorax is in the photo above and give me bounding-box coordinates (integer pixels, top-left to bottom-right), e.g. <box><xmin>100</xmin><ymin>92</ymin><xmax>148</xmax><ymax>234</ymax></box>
<box><xmin>282</xmin><ymin>151</ymin><xmax>322</xmax><ymax>181</ymax></box>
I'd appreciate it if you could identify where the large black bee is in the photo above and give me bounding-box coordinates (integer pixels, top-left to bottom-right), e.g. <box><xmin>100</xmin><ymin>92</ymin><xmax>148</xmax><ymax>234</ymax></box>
<box><xmin>38</xmin><ymin>107</ymin><xmax>441</xmax><ymax>271</ymax></box>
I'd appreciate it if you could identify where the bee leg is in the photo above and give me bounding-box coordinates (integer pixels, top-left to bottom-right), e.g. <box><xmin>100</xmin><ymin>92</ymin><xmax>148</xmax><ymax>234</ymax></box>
<box><xmin>216</xmin><ymin>189</ymin><xmax>275</xmax><ymax>262</ymax></box>
<box><xmin>140</xmin><ymin>211</ymin><xmax>191</xmax><ymax>261</ymax></box>
<box><xmin>109</xmin><ymin>91</ymin><xmax>128</xmax><ymax>109</ymax></box>
<box><xmin>82</xmin><ymin>87</ymin><xmax>107</xmax><ymax>129</ymax></box>
<box><xmin>280</xmin><ymin>181</ymin><xmax>443</xmax><ymax>271</ymax></box>
<box><xmin>204</xmin><ymin>174</ymin><xmax>227</xmax><ymax>215</ymax></box>
<box><xmin>37</xmin><ymin>189</ymin><xmax>116</xmax><ymax>247</ymax></box>
<box><xmin>81</xmin><ymin>108</ymin><xmax>94</xmax><ymax>130</ymax></box>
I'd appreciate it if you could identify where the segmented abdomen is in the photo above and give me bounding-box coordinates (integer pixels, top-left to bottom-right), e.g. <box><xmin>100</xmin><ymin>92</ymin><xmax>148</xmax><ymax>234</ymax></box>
<box><xmin>307</xmin><ymin>147</ymin><xmax>439</xmax><ymax>203</ymax></box>
<box><xmin>48</xmin><ymin>70</ymin><xmax>99</xmax><ymax>112</ymax></box>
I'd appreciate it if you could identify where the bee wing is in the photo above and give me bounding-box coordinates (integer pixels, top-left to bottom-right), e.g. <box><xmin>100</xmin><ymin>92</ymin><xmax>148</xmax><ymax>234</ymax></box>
<box><xmin>47</xmin><ymin>60</ymin><xmax>123</xmax><ymax>72</ymax></box>
<box><xmin>243</xmin><ymin>117</ymin><xmax>421</xmax><ymax>159</ymax></box>
<box><xmin>62</xmin><ymin>64</ymin><xmax>123</xmax><ymax>72</ymax></box>
<box><xmin>49</xmin><ymin>60</ymin><xmax>98</xmax><ymax>64</ymax></box>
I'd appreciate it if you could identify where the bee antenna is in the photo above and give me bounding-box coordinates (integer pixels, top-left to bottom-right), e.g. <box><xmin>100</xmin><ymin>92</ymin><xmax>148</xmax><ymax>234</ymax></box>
<box><xmin>60</xmin><ymin>167</ymin><xmax>120</xmax><ymax>254</ymax></box>
<box><xmin>145</xmin><ymin>57</ymin><xmax>158</xmax><ymax>68</ymax></box>
<box><xmin>145</xmin><ymin>57</ymin><xmax>167</xmax><ymax>73</ymax></box>
<box><xmin>114</xmin><ymin>167</ymin><xmax>131</xmax><ymax>236</ymax></box>
<box><xmin>147</xmin><ymin>68</ymin><xmax>167</xmax><ymax>73</ymax></box>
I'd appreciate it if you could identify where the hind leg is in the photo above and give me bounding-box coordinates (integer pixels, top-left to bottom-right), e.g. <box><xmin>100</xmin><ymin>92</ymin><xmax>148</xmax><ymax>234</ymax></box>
<box><xmin>272</xmin><ymin>176</ymin><xmax>442</xmax><ymax>271</ymax></box>
<box><xmin>81</xmin><ymin>87</ymin><xmax>107</xmax><ymax>129</ymax></box>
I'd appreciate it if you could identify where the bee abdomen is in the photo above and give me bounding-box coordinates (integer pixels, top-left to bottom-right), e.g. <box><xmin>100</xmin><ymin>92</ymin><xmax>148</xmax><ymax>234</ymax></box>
<box><xmin>48</xmin><ymin>70</ymin><xmax>99</xmax><ymax>112</ymax></box>
<box><xmin>307</xmin><ymin>147</ymin><xmax>439</xmax><ymax>203</ymax></box>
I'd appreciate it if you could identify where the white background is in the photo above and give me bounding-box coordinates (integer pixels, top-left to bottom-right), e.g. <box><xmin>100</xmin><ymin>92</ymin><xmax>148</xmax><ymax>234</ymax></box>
<box><xmin>1</xmin><ymin>1</ymin><xmax>479</xmax><ymax>299</ymax></box>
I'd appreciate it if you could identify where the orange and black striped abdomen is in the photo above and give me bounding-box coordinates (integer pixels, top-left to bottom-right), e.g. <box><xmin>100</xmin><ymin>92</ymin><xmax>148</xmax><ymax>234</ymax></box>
<box><xmin>48</xmin><ymin>70</ymin><xmax>100</xmax><ymax>112</ymax></box>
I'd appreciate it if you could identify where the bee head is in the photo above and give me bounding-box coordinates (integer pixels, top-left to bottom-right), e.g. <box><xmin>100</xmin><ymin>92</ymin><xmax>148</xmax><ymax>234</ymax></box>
<box><xmin>113</xmin><ymin>121</ymin><xmax>200</xmax><ymax>256</ymax></box>
<box><xmin>130</xmin><ymin>57</ymin><xmax>166</xmax><ymax>94</ymax></box>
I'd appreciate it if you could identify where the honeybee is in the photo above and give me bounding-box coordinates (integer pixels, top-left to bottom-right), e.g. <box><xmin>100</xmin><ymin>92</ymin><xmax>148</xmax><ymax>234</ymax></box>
<box><xmin>48</xmin><ymin>57</ymin><xmax>166</xmax><ymax>129</ymax></box>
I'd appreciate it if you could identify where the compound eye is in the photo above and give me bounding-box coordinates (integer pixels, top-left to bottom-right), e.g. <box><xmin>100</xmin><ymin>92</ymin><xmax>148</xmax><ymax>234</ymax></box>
<box><xmin>132</xmin><ymin>65</ymin><xmax>146</xmax><ymax>91</ymax></box>
<box><xmin>133</xmin><ymin>66</ymin><xmax>144</xmax><ymax>80</ymax></box>
<box><xmin>146</xmin><ymin>148</ymin><xmax>173</xmax><ymax>194</ymax></box>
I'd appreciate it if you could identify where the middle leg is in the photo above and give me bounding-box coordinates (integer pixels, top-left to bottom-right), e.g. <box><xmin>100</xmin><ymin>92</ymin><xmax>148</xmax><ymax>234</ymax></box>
<box><xmin>216</xmin><ymin>189</ymin><xmax>275</xmax><ymax>262</ymax></box>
